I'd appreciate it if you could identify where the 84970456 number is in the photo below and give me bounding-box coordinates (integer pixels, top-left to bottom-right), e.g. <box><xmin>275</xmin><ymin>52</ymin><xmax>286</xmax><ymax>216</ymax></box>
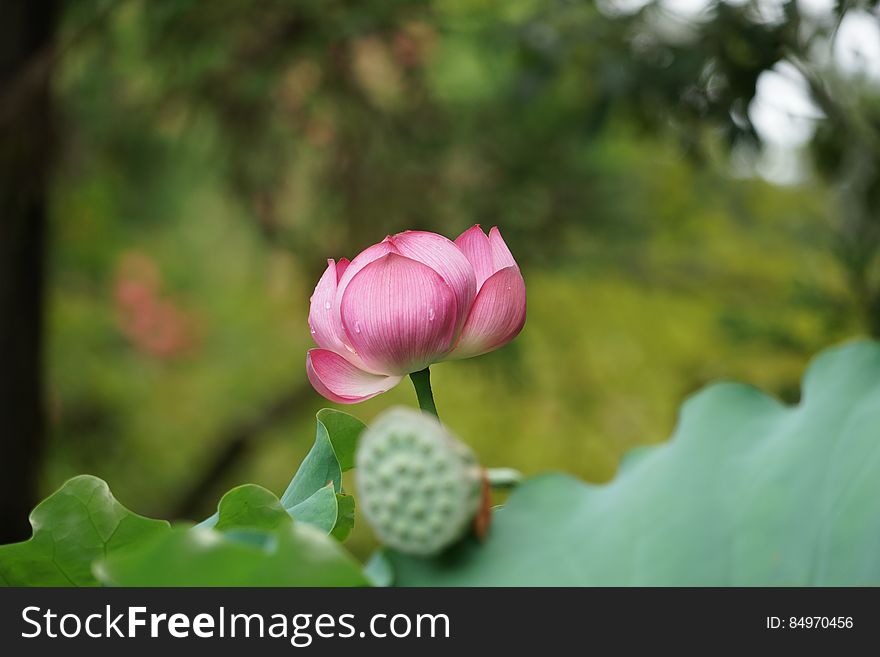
<box><xmin>765</xmin><ymin>616</ymin><xmax>854</xmax><ymax>630</ymax></box>
<box><xmin>788</xmin><ymin>616</ymin><xmax>853</xmax><ymax>629</ymax></box>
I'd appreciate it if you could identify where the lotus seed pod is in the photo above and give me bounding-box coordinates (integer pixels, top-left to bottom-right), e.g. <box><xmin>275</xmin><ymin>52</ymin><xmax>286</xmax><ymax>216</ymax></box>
<box><xmin>356</xmin><ymin>407</ymin><xmax>483</xmax><ymax>556</ymax></box>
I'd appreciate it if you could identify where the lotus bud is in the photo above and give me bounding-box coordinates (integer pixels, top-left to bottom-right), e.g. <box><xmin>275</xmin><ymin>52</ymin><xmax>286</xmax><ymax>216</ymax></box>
<box><xmin>306</xmin><ymin>227</ymin><xmax>526</xmax><ymax>404</ymax></box>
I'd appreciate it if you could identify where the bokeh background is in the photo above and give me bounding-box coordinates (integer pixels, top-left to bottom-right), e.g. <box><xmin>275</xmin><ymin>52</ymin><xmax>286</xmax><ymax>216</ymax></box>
<box><xmin>2</xmin><ymin>0</ymin><xmax>879</xmax><ymax>556</ymax></box>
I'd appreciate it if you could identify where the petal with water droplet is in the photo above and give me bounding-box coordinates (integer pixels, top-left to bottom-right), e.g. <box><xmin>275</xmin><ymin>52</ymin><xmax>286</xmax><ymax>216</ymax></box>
<box><xmin>308</xmin><ymin>259</ymin><xmax>349</xmax><ymax>354</ymax></box>
<box><xmin>341</xmin><ymin>253</ymin><xmax>458</xmax><ymax>374</ymax></box>
<box><xmin>386</xmin><ymin>231</ymin><xmax>476</xmax><ymax>340</ymax></box>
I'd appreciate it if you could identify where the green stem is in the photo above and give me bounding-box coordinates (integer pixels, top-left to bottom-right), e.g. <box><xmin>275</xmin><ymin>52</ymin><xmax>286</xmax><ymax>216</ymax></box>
<box><xmin>486</xmin><ymin>467</ymin><xmax>524</xmax><ymax>489</ymax></box>
<box><xmin>409</xmin><ymin>367</ymin><xmax>439</xmax><ymax>419</ymax></box>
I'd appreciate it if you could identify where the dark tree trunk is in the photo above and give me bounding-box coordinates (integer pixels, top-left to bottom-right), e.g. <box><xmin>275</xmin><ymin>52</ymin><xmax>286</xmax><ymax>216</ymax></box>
<box><xmin>0</xmin><ymin>0</ymin><xmax>57</xmax><ymax>543</ymax></box>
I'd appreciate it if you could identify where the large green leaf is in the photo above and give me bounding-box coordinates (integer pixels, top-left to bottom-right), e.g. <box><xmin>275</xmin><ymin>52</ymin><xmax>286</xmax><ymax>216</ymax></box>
<box><xmin>389</xmin><ymin>341</ymin><xmax>880</xmax><ymax>586</ymax></box>
<box><xmin>288</xmin><ymin>484</ymin><xmax>338</xmax><ymax>534</ymax></box>
<box><xmin>214</xmin><ymin>484</ymin><xmax>289</xmax><ymax>532</ymax></box>
<box><xmin>198</xmin><ymin>408</ymin><xmax>365</xmax><ymax>535</ymax></box>
<box><xmin>0</xmin><ymin>475</ymin><xmax>170</xmax><ymax>587</ymax></box>
<box><xmin>281</xmin><ymin>408</ymin><xmax>365</xmax><ymax>506</ymax></box>
<box><xmin>278</xmin><ymin>408</ymin><xmax>364</xmax><ymax>538</ymax></box>
<box><xmin>97</xmin><ymin>485</ymin><xmax>368</xmax><ymax>586</ymax></box>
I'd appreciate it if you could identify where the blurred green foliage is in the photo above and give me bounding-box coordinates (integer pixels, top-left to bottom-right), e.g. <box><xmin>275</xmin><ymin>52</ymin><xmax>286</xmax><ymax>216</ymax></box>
<box><xmin>44</xmin><ymin>0</ymin><xmax>876</xmax><ymax>556</ymax></box>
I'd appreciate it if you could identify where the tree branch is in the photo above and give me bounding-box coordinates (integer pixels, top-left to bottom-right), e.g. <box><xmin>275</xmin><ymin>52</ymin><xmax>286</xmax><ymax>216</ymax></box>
<box><xmin>169</xmin><ymin>383</ymin><xmax>317</xmax><ymax>520</ymax></box>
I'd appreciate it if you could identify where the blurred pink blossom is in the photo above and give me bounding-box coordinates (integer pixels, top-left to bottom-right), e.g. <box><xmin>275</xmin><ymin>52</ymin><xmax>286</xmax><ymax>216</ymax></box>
<box><xmin>114</xmin><ymin>252</ymin><xmax>197</xmax><ymax>359</ymax></box>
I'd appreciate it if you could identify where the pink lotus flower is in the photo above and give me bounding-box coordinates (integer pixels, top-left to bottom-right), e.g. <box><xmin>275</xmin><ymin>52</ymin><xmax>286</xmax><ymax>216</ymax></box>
<box><xmin>306</xmin><ymin>226</ymin><xmax>526</xmax><ymax>403</ymax></box>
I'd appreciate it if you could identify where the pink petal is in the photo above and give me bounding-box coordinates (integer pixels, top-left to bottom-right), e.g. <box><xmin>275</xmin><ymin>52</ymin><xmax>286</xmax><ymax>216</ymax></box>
<box><xmin>333</xmin><ymin>241</ymin><xmax>395</xmax><ymax>349</ymax></box>
<box><xmin>489</xmin><ymin>226</ymin><xmax>517</xmax><ymax>270</ymax></box>
<box><xmin>386</xmin><ymin>230</ymin><xmax>476</xmax><ymax>339</ymax></box>
<box><xmin>455</xmin><ymin>225</ymin><xmax>495</xmax><ymax>288</ymax></box>
<box><xmin>335</xmin><ymin>257</ymin><xmax>350</xmax><ymax>281</ymax></box>
<box><xmin>307</xmin><ymin>348</ymin><xmax>403</xmax><ymax>403</ymax></box>
<box><xmin>340</xmin><ymin>253</ymin><xmax>458</xmax><ymax>374</ymax></box>
<box><xmin>447</xmin><ymin>266</ymin><xmax>526</xmax><ymax>360</ymax></box>
<box><xmin>308</xmin><ymin>259</ymin><xmax>348</xmax><ymax>354</ymax></box>
<box><xmin>308</xmin><ymin>258</ymin><xmax>377</xmax><ymax>373</ymax></box>
<box><xmin>336</xmin><ymin>242</ymin><xmax>395</xmax><ymax>300</ymax></box>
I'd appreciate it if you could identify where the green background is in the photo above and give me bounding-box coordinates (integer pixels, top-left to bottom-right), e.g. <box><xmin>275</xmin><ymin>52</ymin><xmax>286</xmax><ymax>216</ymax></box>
<box><xmin>15</xmin><ymin>0</ymin><xmax>879</xmax><ymax>559</ymax></box>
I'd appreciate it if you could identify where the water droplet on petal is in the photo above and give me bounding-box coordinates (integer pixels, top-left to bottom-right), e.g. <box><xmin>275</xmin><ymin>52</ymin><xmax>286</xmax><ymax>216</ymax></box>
<box><xmin>310</xmin><ymin>328</ymin><xmax>317</xmax><ymax>335</ymax></box>
<box><xmin>354</xmin><ymin>321</ymin><xmax>361</xmax><ymax>334</ymax></box>
<box><xmin>427</xmin><ymin>307</ymin><xmax>435</xmax><ymax>322</ymax></box>
<box><xmin>324</xmin><ymin>301</ymin><xmax>332</xmax><ymax>310</ymax></box>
